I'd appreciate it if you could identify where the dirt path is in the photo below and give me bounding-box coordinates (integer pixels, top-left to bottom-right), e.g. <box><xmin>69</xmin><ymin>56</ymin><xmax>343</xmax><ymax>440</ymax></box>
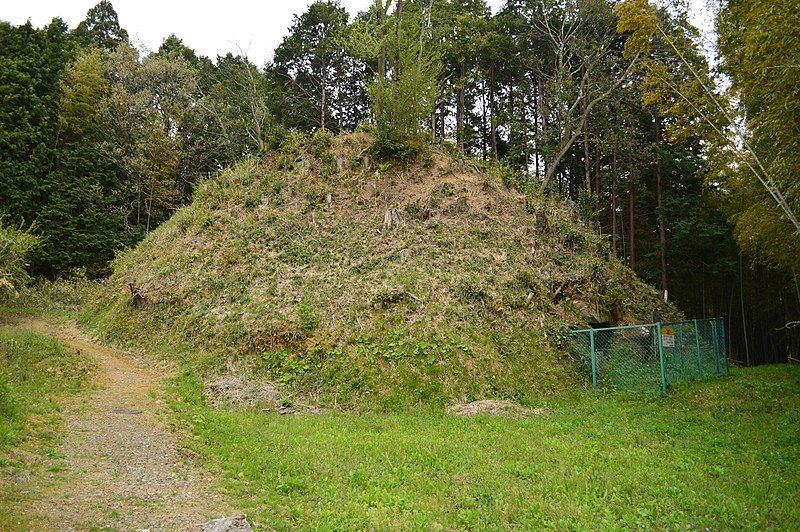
<box><xmin>7</xmin><ymin>317</ymin><xmax>234</xmax><ymax>531</ymax></box>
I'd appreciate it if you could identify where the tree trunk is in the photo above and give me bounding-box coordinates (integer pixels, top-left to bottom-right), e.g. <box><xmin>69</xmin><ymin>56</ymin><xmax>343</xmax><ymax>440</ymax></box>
<box><xmin>480</xmin><ymin>82</ymin><xmax>488</xmax><ymax>160</ymax></box>
<box><xmin>321</xmin><ymin>79</ymin><xmax>327</xmax><ymax>131</ymax></box>
<box><xmin>522</xmin><ymin>95</ymin><xmax>529</xmax><ymax>179</ymax></box>
<box><xmin>457</xmin><ymin>61</ymin><xmax>465</xmax><ymax>152</ymax></box>
<box><xmin>537</xmin><ymin>75</ymin><xmax>546</xmax><ymax>177</ymax></box>
<box><xmin>136</xmin><ymin>180</ymin><xmax>142</xmax><ymax>226</ymax></box>
<box><xmin>146</xmin><ymin>177</ymin><xmax>154</xmax><ymax>232</ymax></box>
<box><xmin>583</xmin><ymin>130</ymin><xmax>591</xmax><ymax>192</ymax></box>
<box><xmin>509</xmin><ymin>83</ymin><xmax>515</xmax><ymax>168</ymax></box>
<box><xmin>439</xmin><ymin>99</ymin><xmax>446</xmax><ymax>140</ymax></box>
<box><xmin>396</xmin><ymin>0</ymin><xmax>404</xmax><ymax>64</ymax></box>
<box><xmin>539</xmin><ymin>54</ymin><xmax>641</xmax><ymax>191</ymax></box>
<box><xmin>739</xmin><ymin>253</ymin><xmax>750</xmax><ymax>365</ymax></box>
<box><xmin>595</xmin><ymin>138</ymin><xmax>601</xmax><ymax>195</ymax></box>
<box><xmin>376</xmin><ymin>0</ymin><xmax>387</xmax><ymax>120</ymax></box>
<box><xmin>533</xmin><ymin>81</ymin><xmax>540</xmax><ymax>178</ymax></box>
<box><xmin>629</xmin><ymin>187</ymin><xmax>636</xmax><ymax>270</ymax></box>
<box><xmin>655</xmin><ymin>115</ymin><xmax>668</xmax><ymax>293</ymax></box>
<box><xmin>489</xmin><ymin>66</ymin><xmax>498</xmax><ymax>160</ymax></box>
<box><xmin>611</xmin><ymin>147</ymin><xmax>618</xmax><ymax>255</ymax></box>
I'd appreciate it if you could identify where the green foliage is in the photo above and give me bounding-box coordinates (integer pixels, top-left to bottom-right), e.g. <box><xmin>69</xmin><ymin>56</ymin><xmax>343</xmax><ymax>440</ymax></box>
<box><xmin>167</xmin><ymin>364</ymin><xmax>800</xmax><ymax>529</ymax></box>
<box><xmin>74</xmin><ymin>0</ymin><xmax>128</xmax><ymax>51</ymax></box>
<box><xmin>0</xmin><ymin>12</ymin><xmax>287</xmax><ymax>278</ymax></box>
<box><xmin>270</xmin><ymin>1</ymin><xmax>367</xmax><ymax>131</ymax></box>
<box><xmin>615</xmin><ymin>0</ymin><xmax>659</xmax><ymax>59</ymax></box>
<box><xmin>39</xmin><ymin>45</ymin><xmax>138</xmax><ymax>277</ymax></box>
<box><xmin>617</xmin><ymin>0</ymin><xmax>800</xmax><ymax>280</ymax></box>
<box><xmin>364</xmin><ymin>4</ymin><xmax>442</xmax><ymax>152</ymax></box>
<box><xmin>202</xmin><ymin>52</ymin><xmax>282</xmax><ymax>158</ymax></box>
<box><xmin>615</xmin><ymin>0</ymin><xmax>725</xmax><ymax>146</ymax></box>
<box><xmin>12</xmin><ymin>275</ymin><xmax>95</xmax><ymax>313</ymax></box>
<box><xmin>296</xmin><ymin>302</ymin><xmax>319</xmax><ymax>332</ymax></box>
<box><xmin>370</xmin><ymin>133</ymin><xmax>425</xmax><ymax>163</ymax></box>
<box><xmin>309</xmin><ymin>128</ymin><xmax>334</xmax><ymax>156</ymax></box>
<box><xmin>0</xmin><ymin>20</ymin><xmax>76</xmax><ymax>277</ymax></box>
<box><xmin>715</xmin><ymin>0</ymin><xmax>800</xmax><ymax>271</ymax></box>
<box><xmin>0</xmin><ymin>222</ymin><xmax>40</xmax><ymax>301</ymax></box>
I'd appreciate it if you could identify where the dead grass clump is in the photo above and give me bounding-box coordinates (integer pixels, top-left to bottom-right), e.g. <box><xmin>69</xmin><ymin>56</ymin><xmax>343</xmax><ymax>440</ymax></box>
<box><xmin>203</xmin><ymin>375</ymin><xmax>280</xmax><ymax>409</ymax></box>
<box><xmin>446</xmin><ymin>399</ymin><xmax>549</xmax><ymax>417</ymax></box>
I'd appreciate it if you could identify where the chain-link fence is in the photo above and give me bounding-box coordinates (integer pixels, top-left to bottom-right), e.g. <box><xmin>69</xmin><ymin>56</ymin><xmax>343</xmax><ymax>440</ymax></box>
<box><xmin>567</xmin><ymin>318</ymin><xmax>728</xmax><ymax>393</ymax></box>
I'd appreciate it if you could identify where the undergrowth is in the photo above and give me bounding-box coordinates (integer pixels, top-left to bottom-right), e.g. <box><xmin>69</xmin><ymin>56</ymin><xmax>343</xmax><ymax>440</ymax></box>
<box><xmin>0</xmin><ymin>275</ymin><xmax>94</xmax><ymax>317</ymax></box>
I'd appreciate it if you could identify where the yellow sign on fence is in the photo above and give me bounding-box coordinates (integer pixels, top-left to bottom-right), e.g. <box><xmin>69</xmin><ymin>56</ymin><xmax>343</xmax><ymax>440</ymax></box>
<box><xmin>662</xmin><ymin>327</ymin><xmax>676</xmax><ymax>348</ymax></box>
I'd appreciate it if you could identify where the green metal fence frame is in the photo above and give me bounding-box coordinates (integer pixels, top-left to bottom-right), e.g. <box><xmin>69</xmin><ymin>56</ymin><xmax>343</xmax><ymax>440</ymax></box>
<box><xmin>570</xmin><ymin>317</ymin><xmax>728</xmax><ymax>393</ymax></box>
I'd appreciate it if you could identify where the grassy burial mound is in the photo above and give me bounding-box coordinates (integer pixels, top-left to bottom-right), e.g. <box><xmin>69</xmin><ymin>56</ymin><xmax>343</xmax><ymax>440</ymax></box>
<box><xmin>85</xmin><ymin>132</ymin><xmax>674</xmax><ymax>408</ymax></box>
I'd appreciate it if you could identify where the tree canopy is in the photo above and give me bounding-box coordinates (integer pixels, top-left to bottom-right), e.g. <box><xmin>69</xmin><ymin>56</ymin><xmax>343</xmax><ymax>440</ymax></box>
<box><xmin>0</xmin><ymin>0</ymin><xmax>797</xmax><ymax>362</ymax></box>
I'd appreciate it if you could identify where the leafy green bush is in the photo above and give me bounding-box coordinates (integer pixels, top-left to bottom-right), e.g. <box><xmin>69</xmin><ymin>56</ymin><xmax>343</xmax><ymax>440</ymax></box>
<box><xmin>310</xmin><ymin>128</ymin><xmax>335</xmax><ymax>155</ymax></box>
<box><xmin>371</xmin><ymin>133</ymin><xmax>425</xmax><ymax>163</ymax></box>
<box><xmin>13</xmin><ymin>274</ymin><xmax>95</xmax><ymax>312</ymax></box>
<box><xmin>0</xmin><ymin>221</ymin><xmax>40</xmax><ymax>301</ymax></box>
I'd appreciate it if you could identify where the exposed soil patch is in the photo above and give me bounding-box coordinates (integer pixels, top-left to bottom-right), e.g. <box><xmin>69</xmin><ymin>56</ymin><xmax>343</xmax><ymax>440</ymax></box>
<box><xmin>446</xmin><ymin>399</ymin><xmax>549</xmax><ymax>417</ymax></box>
<box><xmin>4</xmin><ymin>316</ymin><xmax>235</xmax><ymax>530</ymax></box>
<box><xmin>203</xmin><ymin>514</ymin><xmax>253</xmax><ymax>531</ymax></box>
<box><xmin>203</xmin><ymin>374</ymin><xmax>328</xmax><ymax>416</ymax></box>
<box><xmin>203</xmin><ymin>374</ymin><xmax>280</xmax><ymax>409</ymax></box>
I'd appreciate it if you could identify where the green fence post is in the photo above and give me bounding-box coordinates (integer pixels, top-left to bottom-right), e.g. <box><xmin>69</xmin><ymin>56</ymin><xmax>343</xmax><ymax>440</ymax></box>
<box><xmin>694</xmin><ymin>319</ymin><xmax>702</xmax><ymax>378</ymax></box>
<box><xmin>657</xmin><ymin>322</ymin><xmax>668</xmax><ymax>393</ymax></box>
<box><xmin>590</xmin><ymin>329</ymin><xmax>597</xmax><ymax>387</ymax></box>
<box><xmin>712</xmin><ymin>319</ymin><xmax>721</xmax><ymax>375</ymax></box>
<box><xmin>719</xmin><ymin>318</ymin><xmax>728</xmax><ymax>375</ymax></box>
<box><xmin>678</xmin><ymin>322</ymin><xmax>685</xmax><ymax>376</ymax></box>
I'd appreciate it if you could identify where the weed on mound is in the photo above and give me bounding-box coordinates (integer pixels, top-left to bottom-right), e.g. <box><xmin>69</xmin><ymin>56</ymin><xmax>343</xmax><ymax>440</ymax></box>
<box><xmin>84</xmin><ymin>132</ymin><xmax>676</xmax><ymax>409</ymax></box>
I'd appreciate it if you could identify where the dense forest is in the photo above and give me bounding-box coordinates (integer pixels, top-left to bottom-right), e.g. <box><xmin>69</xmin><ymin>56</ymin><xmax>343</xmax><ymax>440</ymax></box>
<box><xmin>1</xmin><ymin>0</ymin><xmax>798</xmax><ymax>364</ymax></box>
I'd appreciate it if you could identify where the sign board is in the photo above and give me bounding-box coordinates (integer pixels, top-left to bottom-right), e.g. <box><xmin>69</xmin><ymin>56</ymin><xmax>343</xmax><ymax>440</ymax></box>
<box><xmin>661</xmin><ymin>327</ymin><xmax>676</xmax><ymax>348</ymax></box>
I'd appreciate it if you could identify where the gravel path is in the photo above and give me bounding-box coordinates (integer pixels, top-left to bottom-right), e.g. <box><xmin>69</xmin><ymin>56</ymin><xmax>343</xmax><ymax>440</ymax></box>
<box><xmin>16</xmin><ymin>317</ymin><xmax>234</xmax><ymax>531</ymax></box>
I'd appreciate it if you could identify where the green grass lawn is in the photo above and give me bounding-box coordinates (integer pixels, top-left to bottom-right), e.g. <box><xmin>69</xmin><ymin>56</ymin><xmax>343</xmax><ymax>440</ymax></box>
<box><xmin>0</xmin><ymin>324</ymin><xmax>96</xmax><ymax>528</ymax></box>
<box><xmin>0</xmin><ymin>326</ymin><xmax>94</xmax><ymax>451</ymax></box>
<box><xmin>169</xmin><ymin>365</ymin><xmax>800</xmax><ymax>530</ymax></box>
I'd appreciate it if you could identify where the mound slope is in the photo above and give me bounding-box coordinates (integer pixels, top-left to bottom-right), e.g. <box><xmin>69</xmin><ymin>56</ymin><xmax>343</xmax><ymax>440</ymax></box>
<box><xmin>86</xmin><ymin>133</ymin><xmax>675</xmax><ymax>408</ymax></box>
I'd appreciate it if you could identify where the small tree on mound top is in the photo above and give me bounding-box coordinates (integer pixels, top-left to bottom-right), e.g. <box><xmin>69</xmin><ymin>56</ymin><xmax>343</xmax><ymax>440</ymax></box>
<box><xmin>354</xmin><ymin>1</ymin><xmax>441</xmax><ymax>159</ymax></box>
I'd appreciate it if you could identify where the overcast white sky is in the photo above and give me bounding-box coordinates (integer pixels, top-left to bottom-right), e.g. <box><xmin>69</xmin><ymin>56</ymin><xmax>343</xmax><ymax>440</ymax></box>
<box><xmin>1</xmin><ymin>0</ymin><xmax>711</xmax><ymax>67</ymax></box>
